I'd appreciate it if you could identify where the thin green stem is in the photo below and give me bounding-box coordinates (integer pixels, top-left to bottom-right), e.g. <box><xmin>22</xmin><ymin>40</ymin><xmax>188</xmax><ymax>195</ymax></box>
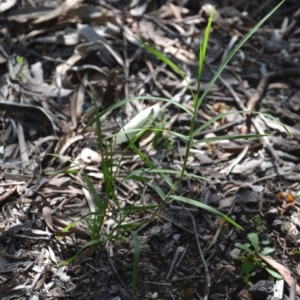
<box><xmin>178</xmin><ymin>108</ymin><xmax>197</xmax><ymax>182</ymax></box>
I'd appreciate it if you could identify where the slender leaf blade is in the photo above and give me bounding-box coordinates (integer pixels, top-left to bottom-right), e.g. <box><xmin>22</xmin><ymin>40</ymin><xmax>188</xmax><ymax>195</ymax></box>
<box><xmin>170</xmin><ymin>195</ymin><xmax>243</xmax><ymax>229</ymax></box>
<box><xmin>141</xmin><ymin>42</ymin><xmax>185</xmax><ymax>79</ymax></box>
<box><xmin>197</xmin><ymin>7</ymin><xmax>214</xmax><ymax>106</ymax></box>
<box><xmin>196</xmin><ymin>0</ymin><xmax>285</xmax><ymax>110</ymax></box>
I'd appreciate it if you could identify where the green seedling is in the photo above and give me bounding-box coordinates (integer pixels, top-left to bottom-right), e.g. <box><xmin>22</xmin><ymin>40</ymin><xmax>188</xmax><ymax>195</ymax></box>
<box><xmin>16</xmin><ymin>55</ymin><xmax>24</xmax><ymax>64</ymax></box>
<box><xmin>235</xmin><ymin>233</ymin><xmax>282</xmax><ymax>283</ymax></box>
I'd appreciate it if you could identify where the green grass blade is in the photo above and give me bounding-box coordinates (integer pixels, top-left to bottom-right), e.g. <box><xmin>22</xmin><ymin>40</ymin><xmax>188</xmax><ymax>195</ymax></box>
<box><xmin>60</xmin><ymin>239</ymin><xmax>103</xmax><ymax>266</ymax></box>
<box><xmin>113</xmin><ymin>205</ymin><xmax>158</xmax><ymax>213</ymax></box>
<box><xmin>125</xmin><ymin>168</ymin><xmax>208</xmax><ymax>181</ymax></box>
<box><xmin>114</xmin><ymin>222</ymin><xmax>148</xmax><ymax>231</ymax></box>
<box><xmin>170</xmin><ymin>195</ymin><xmax>243</xmax><ymax>230</ymax></box>
<box><xmin>149</xmin><ymin>183</ymin><xmax>166</xmax><ymax>199</ymax></box>
<box><xmin>197</xmin><ymin>7</ymin><xmax>214</xmax><ymax>105</ymax></box>
<box><xmin>141</xmin><ymin>42</ymin><xmax>185</xmax><ymax>80</ymax></box>
<box><xmin>192</xmin><ymin>110</ymin><xmax>290</xmax><ymax>137</ymax></box>
<box><xmin>192</xmin><ymin>134</ymin><xmax>268</xmax><ymax>146</ymax></box>
<box><xmin>126</xmin><ymin>136</ymin><xmax>175</xmax><ymax>189</ymax></box>
<box><xmin>196</xmin><ymin>1</ymin><xmax>285</xmax><ymax>110</ymax></box>
<box><xmin>81</xmin><ymin>173</ymin><xmax>105</xmax><ymax>239</ymax></box>
<box><xmin>81</xmin><ymin>173</ymin><xmax>104</xmax><ymax>213</ymax></box>
<box><xmin>125</xmin><ymin>174</ymin><xmax>149</xmax><ymax>183</ymax></box>
<box><xmin>104</xmin><ymin>127</ymin><xmax>190</xmax><ymax>142</ymax></box>
<box><xmin>82</xmin><ymin>97</ymin><xmax>193</xmax><ymax>133</ymax></box>
<box><xmin>61</xmin><ymin>220</ymin><xmax>77</xmax><ymax>233</ymax></box>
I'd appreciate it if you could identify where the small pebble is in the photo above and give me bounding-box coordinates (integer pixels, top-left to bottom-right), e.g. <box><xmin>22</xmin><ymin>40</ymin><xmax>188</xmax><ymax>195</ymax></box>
<box><xmin>230</xmin><ymin>248</ymin><xmax>241</xmax><ymax>260</ymax></box>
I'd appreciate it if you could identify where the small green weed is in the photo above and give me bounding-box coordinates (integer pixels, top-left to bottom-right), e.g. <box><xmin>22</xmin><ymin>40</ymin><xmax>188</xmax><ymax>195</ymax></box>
<box><xmin>235</xmin><ymin>233</ymin><xmax>282</xmax><ymax>283</ymax></box>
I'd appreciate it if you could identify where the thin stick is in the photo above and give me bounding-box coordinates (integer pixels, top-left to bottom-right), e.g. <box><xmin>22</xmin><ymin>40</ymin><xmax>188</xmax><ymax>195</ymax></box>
<box><xmin>178</xmin><ymin>202</ymin><xmax>211</xmax><ymax>300</ymax></box>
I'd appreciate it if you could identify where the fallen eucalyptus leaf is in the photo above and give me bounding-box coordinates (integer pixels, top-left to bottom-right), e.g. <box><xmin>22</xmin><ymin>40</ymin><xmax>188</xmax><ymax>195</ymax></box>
<box><xmin>116</xmin><ymin>103</ymin><xmax>161</xmax><ymax>145</ymax></box>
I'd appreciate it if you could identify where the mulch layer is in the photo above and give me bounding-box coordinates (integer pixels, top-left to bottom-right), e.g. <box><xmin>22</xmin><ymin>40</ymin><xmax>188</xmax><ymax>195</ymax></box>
<box><xmin>1</xmin><ymin>0</ymin><xmax>300</xmax><ymax>299</ymax></box>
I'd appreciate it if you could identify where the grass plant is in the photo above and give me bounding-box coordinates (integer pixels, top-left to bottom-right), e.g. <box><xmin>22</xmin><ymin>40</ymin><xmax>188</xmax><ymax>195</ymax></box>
<box><xmin>62</xmin><ymin>2</ymin><xmax>286</xmax><ymax>298</ymax></box>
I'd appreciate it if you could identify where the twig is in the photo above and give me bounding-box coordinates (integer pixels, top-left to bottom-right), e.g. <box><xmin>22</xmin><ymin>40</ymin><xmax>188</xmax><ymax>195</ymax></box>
<box><xmin>178</xmin><ymin>202</ymin><xmax>211</xmax><ymax>300</ymax></box>
<box><xmin>204</xmin><ymin>200</ymin><xmax>236</xmax><ymax>256</ymax></box>
<box><xmin>225</xmin><ymin>145</ymin><xmax>249</xmax><ymax>175</ymax></box>
<box><xmin>214</xmin><ymin>68</ymin><xmax>284</xmax><ymax>169</ymax></box>
<box><xmin>251</xmin><ymin>170</ymin><xmax>293</xmax><ymax>185</ymax></box>
<box><xmin>30</xmin><ymin>248</ymin><xmax>46</xmax><ymax>290</ymax></box>
<box><xmin>166</xmin><ymin>246</ymin><xmax>185</xmax><ymax>280</ymax></box>
<box><xmin>176</xmin><ymin>244</ymin><xmax>189</xmax><ymax>269</ymax></box>
<box><xmin>107</xmin><ymin>253</ymin><xmax>127</xmax><ymax>289</ymax></box>
<box><xmin>13</xmin><ymin>234</ymin><xmax>51</xmax><ymax>240</ymax></box>
<box><xmin>246</xmin><ymin>68</ymin><xmax>300</xmax><ymax>112</ymax></box>
<box><xmin>132</xmin><ymin>63</ymin><xmax>166</xmax><ymax>95</ymax></box>
<box><xmin>252</xmin><ymin>116</ymin><xmax>283</xmax><ymax>167</ymax></box>
<box><xmin>121</xmin><ymin>13</ymin><xmax>129</xmax><ymax>100</ymax></box>
<box><xmin>158</xmin><ymin>214</ymin><xmax>208</xmax><ymax>241</ymax></box>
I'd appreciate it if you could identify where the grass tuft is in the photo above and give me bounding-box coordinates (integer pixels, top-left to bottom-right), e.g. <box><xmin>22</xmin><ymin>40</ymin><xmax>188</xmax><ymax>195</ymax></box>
<box><xmin>62</xmin><ymin>2</ymin><xmax>287</xmax><ymax>297</ymax></box>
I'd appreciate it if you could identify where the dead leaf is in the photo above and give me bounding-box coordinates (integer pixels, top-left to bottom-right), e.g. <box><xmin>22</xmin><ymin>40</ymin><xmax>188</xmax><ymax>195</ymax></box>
<box><xmin>258</xmin><ymin>254</ymin><xmax>300</xmax><ymax>295</ymax></box>
<box><xmin>296</xmin><ymin>263</ymin><xmax>300</xmax><ymax>276</ymax></box>
<box><xmin>34</xmin><ymin>274</ymin><xmax>46</xmax><ymax>290</ymax></box>
<box><xmin>42</xmin><ymin>207</ymin><xmax>56</xmax><ymax>232</ymax></box>
<box><xmin>116</xmin><ymin>103</ymin><xmax>161</xmax><ymax>144</ymax></box>
<box><xmin>5</xmin><ymin>7</ymin><xmax>52</xmax><ymax>23</ymax></box>
<box><xmin>0</xmin><ymin>0</ymin><xmax>16</xmax><ymax>13</ymax></box>
<box><xmin>33</xmin><ymin>0</ymin><xmax>83</xmax><ymax>24</ymax></box>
